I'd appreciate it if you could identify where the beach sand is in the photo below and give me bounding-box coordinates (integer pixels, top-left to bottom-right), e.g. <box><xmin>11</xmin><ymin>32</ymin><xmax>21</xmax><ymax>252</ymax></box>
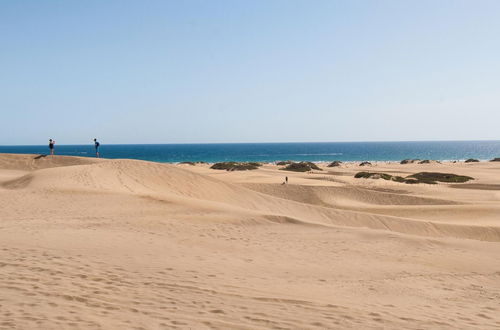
<box><xmin>1</xmin><ymin>153</ymin><xmax>500</xmax><ymax>329</ymax></box>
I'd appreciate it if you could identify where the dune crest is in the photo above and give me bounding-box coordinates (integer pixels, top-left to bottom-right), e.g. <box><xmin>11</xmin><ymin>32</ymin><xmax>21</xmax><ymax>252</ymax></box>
<box><xmin>0</xmin><ymin>153</ymin><xmax>101</xmax><ymax>171</ymax></box>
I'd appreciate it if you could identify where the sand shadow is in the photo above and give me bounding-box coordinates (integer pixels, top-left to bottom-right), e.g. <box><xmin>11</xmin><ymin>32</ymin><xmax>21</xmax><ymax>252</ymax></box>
<box><xmin>33</xmin><ymin>154</ymin><xmax>48</xmax><ymax>160</ymax></box>
<box><xmin>449</xmin><ymin>183</ymin><xmax>500</xmax><ymax>191</ymax></box>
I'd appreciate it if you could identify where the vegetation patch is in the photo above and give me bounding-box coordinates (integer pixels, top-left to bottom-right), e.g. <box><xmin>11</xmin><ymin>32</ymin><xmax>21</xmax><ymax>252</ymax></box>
<box><xmin>354</xmin><ymin>172</ymin><xmax>405</xmax><ymax>182</ymax></box>
<box><xmin>490</xmin><ymin>158</ymin><xmax>500</xmax><ymax>162</ymax></box>
<box><xmin>281</xmin><ymin>162</ymin><xmax>322</xmax><ymax>172</ymax></box>
<box><xmin>248</xmin><ymin>162</ymin><xmax>263</xmax><ymax>167</ymax></box>
<box><xmin>276</xmin><ymin>161</ymin><xmax>292</xmax><ymax>166</ymax></box>
<box><xmin>418</xmin><ymin>160</ymin><xmax>441</xmax><ymax>164</ymax></box>
<box><xmin>403</xmin><ymin>178</ymin><xmax>420</xmax><ymax>184</ymax></box>
<box><xmin>355</xmin><ymin>172</ymin><xmax>391</xmax><ymax>180</ymax></box>
<box><xmin>327</xmin><ymin>161</ymin><xmax>342</xmax><ymax>167</ymax></box>
<box><xmin>359</xmin><ymin>161</ymin><xmax>372</xmax><ymax>166</ymax></box>
<box><xmin>354</xmin><ymin>171</ymin><xmax>473</xmax><ymax>184</ymax></box>
<box><xmin>407</xmin><ymin>172</ymin><xmax>474</xmax><ymax>184</ymax></box>
<box><xmin>391</xmin><ymin>176</ymin><xmax>407</xmax><ymax>183</ymax></box>
<box><xmin>400</xmin><ymin>159</ymin><xmax>420</xmax><ymax>164</ymax></box>
<box><xmin>210</xmin><ymin>162</ymin><xmax>262</xmax><ymax>171</ymax></box>
<box><xmin>465</xmin><ymin>159</ymin><xmax>479</xmax><ymax>163</ymax></box>
<box><xmin>180</xmin><ymin>161</ymin><xmax>207</xmax><ymax>165</ymax></box>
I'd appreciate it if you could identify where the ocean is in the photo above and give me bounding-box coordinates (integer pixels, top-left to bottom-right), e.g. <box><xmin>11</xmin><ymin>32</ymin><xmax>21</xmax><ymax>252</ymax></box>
<box><xmin>1</xmin><ymin>141</ymin><xmax>499</xmax><ymax>163</ymax></box>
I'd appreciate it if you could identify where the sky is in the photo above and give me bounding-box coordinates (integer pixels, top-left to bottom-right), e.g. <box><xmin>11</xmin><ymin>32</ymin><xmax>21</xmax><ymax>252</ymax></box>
<box><xmin>1</xmin><ymin>0</ymin><xmax>499</xmax><ymax>145</ymax></box>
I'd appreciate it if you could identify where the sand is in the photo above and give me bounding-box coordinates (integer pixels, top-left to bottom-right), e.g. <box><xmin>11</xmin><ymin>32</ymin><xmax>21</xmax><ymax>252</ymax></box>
<box><xmin>1</xmin><ymin>153</ymin><xmax>499</xmax><ymax>329</ymax></box>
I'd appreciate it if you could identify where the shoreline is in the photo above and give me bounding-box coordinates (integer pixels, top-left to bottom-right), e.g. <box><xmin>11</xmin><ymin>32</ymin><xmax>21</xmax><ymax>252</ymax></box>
<box><xmin>0</xmin><ymin>152</ymin><xmax>499</xmax><ymax>165</ymax></box>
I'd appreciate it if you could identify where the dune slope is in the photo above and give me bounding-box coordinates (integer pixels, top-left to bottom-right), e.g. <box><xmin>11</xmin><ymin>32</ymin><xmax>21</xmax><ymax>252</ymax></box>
<box><xmin>3</xmin><ymin>155</ymin><xmax>499</xmax><ymax>241</ymax></box>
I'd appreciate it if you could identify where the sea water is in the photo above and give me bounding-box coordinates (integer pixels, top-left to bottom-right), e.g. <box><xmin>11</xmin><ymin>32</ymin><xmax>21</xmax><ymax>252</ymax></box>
<box><xmin>1</xmin><ymin>141</ymin><xmax>499</xmax><ymax>163</ymax></box>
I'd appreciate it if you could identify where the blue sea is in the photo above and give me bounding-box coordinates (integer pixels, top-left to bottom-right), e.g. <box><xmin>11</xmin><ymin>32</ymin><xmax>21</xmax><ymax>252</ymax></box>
<box><xmin>1</xmin><ymin>141</ymin><xmax>499</xmax><ymax>163</ymax></box>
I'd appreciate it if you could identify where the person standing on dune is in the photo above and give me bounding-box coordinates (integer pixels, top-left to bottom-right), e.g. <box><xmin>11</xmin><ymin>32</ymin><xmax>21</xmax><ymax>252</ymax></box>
<box><xmin>48</xmin><ymin>139</ymin><xmax>55</xmax><ymax>155</ymax></box>
<box><xmin>94</xmin><ymin>138</ymin><xmax>100</xmax><ymax>158</ymax></box>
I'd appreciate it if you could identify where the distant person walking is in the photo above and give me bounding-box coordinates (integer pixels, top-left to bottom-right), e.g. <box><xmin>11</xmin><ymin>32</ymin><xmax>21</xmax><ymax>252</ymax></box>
<box><xmin>94</xmin><ymin>138</ymin><xmax>100</xmax><ymax>158</ymax></box>
<box><xmin>48</xmin><ymin>139</ymin><xmax>55</xmax><ymax>155</ymax></box>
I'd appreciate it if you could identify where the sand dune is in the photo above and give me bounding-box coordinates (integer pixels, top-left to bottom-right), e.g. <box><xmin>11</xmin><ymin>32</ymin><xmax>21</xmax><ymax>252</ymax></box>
<box><xmin>4</xmin><ymin>155</ymin><xmax>499</xmax><ymax>240</ymax></box>
<box><xmin>0</xmin><ymin>153</ymin><xmax>101</xmax><ymax>171</ymax></box>
<box><xmin>1</xmin><ymin>154</ymin><xmax>500</xmax><ymax>329</ymax></box>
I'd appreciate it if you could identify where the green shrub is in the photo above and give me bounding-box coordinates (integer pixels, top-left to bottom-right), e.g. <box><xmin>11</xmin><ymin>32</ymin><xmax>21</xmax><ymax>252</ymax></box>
<box><xmin>210</xmin><ymin>162</ymin><xmax>261</xmax><ymax>171</ymax></box>
<box><xmin>400</xmin><ymin>159</ymin><xmax>420</xmax><ymax>164</ymax></box>
<box><xmin>407</xmin><ymin>172</ymin><xmax>473</xmax><ymax>183</ymax></box>
<box><xmin>327</xmin><ymin>161</ymin><xmax>342</xmax><ymax>167</ymax></box>
<box><xmin>404</xmin><ymin>179</ymin><xmax>420</xmax><ymax>184</ymax></box>
<box><xmin>392</xmin><ymin>176</ymin><xmax>406</xmax><ymax>183</ymax></box>
<box><xmin>307</xmin><ymin>162</ymin><xmax>322</xmax><ymax>170</ymax></box>
<box><xmin>354</xmin><ymin>172</ymin><xmax>394</xmax><ymax>181</ymax></box>
<box><xmin>354</xmin><ymin>171</ymin><xmax>471</xmax><ymax>184</ymax></box>
<box><xmin>282</xmin><ymin>162</ymin><xmax>322</xmax><ymax>172</ymax></box>
<box><xmin>354</xmin><ymin>172</ymin><xmax>372</xmax><ymax>178</ymax></box>
<box><xmin>248</xmin><ymin>162</ymin><xmax>263</xmax><ymax>167</ymax></box>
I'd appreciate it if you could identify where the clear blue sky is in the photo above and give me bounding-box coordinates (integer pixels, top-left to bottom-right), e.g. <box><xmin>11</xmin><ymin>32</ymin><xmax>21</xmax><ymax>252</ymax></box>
<box><xmin>1</xmin><ymin>0</ymin><xmax>499</xmax><ymax>145</ymax></box>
